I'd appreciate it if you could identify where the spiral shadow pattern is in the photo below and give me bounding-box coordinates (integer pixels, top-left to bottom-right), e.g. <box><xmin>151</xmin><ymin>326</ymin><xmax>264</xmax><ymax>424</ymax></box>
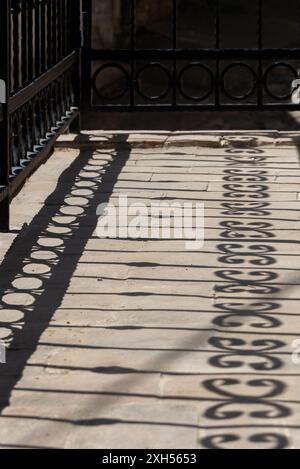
<box><xmin>200</xmin><ymin>145</ymin><xmax>293</xmax><ymax>449</ymax></box>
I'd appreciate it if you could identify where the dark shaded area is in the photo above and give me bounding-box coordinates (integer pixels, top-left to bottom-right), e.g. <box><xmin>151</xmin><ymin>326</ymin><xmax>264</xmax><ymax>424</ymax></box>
<box><xmin>0</xmin><ymin>134</ymin><xmax>131</xmax><ymax>411</ymax></box>
<box><xmin>84</xmin><ymin>110</ymin><xmax>300</xmax><ymax>131</ymax></box>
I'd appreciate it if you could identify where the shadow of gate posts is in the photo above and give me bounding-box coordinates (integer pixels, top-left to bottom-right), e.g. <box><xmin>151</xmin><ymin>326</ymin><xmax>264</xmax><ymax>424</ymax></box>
<box><xmin>0</xmin><ymin>0</ymin><xmax>83</xmax><ymax>232</ymax></box>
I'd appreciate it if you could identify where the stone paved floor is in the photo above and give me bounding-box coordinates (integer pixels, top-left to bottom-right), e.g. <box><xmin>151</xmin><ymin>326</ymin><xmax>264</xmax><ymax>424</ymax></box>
<box><xmin>1</xmin><ymin>132</ymin><xmax>300</xmax><ymax>449</ymax></box>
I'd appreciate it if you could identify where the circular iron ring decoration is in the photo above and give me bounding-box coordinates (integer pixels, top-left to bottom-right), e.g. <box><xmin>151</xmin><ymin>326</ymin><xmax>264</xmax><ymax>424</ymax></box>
<box><xmin>136</xmin><ymin>63</ymin><xmax>172</xmax><ymax>101</ymax></box>
<box><xmin>263</xmin><ymin>62</ymin><xmax>298</xmax><ymax>101</ymax></box>
<box><xmin>178</xmin><ymin>63</ymin><xmax>214</xmax><ymax>102</ymax></box>
<box><xmin>92</xmin><ymin>63</ymin><xmax>130</xmax><ymax>101</ymax></box>
<box><xmin>221</xmin><ymin>62</ymin><xmax>258</xmax><ymax>101</ymax></box>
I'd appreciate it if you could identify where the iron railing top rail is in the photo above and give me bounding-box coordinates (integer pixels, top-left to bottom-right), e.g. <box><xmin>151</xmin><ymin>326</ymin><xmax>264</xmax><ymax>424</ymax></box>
<box><xmin>8</xmin><ymin>52</ymin><xmax>77</xmax><ymax>114</ymax></box>
<box><xmin>90</xmin><ymin>48</ymin><xmax>300</xmax><ymax>60</ymax></box>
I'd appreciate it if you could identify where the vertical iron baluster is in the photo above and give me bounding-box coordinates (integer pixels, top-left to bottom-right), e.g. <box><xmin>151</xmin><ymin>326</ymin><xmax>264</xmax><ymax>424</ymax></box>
<box><xmin>63</xmin><ymin>0</ymin><xmax>68</xmax><ymax>56</ymax></box>
<box><xmin>70</xmin><ymin>0</ymin><xmax>79</xmax><ymax>52</ymax></box>
<box><xmin>9</xmin><ymin>4</ymin><xmax>13</xmax><ymax>94</ymax></box>
<box><xmin>0</xmin><ymin>0</ymin><xmax>11</xmax><ymax>231</ymax></box>
<box><xmin>35</xmin><ymin>0</ymin><xmax>41</xmax><ymax>77</ymax></box>
<box><xmin>10</xmin><ymin>2</ymin><xmax>15</xmax><ymax>94</ymax></box>
<box><xmin>28</xmin><ymin>0</ymin><xmax>34</xmax><ymax>81</ymax></box>
<box><xmin>130</xmin><ymin>0</ymin><xmax>136</xmax><ymax>107</ymax></box>
<box><xmin>57</xmin><ymin>0</ymin><xmax>63</xmax><ymax>61</ymax></box>
<box><xmin>53</xmin><ymin>0</ymin><xmax>58</xmax><ymax>64</ymax></box>
<box><xmin>11</xmin><ymin>2</ymin><xmax>19</xmax><ymax>93</ymax></box>
<box><xmin>66</xmin><ymin>0</ymin><xmax>71</xmax><ymax>54</ymax></box>
<box><xmin>32</xmin><ymin>0</ymin><xmax>37</xmax><ymax>78</ymax></box>
<box><xmin>51</xmin><ymin>0</ymin><xmax>55</xmax><ymax>65</ymax></box>
<box><xmin>258</xmin><ymin>0</ymin><xmax>263</xmax><ymax>107</ymax></box>
<box><xmin>40</xmin><ymin>0</ymin><xmax>47</xmax><ymax>73</ymax></box>
<box><xmin>70</xmin><ymin>0</ymin><xmax>83</xmax><ymax>132</ymax></box>
<box><xmin>21</xmin><ymin>0</ymin><xmax>28</xmax><ymax>86</ymax></box>
<box><xmin>215</xmin><ymin>0</ymin><xmax>220</xmax><ymax>106</ymax></box>
<box><xmin>45</xmin><ymin>0</ymin><xmax>49</xmax><ymax>72</ymax></box>
<box><xmin>47</xmin><ymin>0</ymin><xmax>53</xmax><ymax>69</ymax></box>
<box><xmin>62</xmin><ymin>0</ymin><xmax>66</xmax><ymax>57</ymax></box>
<box><xmin>172</xmin><ymin>0</ymin><xmax>177</xmax><ymax>106</ymax></box>
<box><xmin>49</xmin><ymin>0</ymin><xmax>54</xmax><ymax>66</ymax></box>
<box><xmin>61</xmin><ymin>0</ymin><xmax>66</xmax><ymax>57</ymax></box>
<box><xmin>82</xmin><ymin>0</ymin><xmax>92</xmax><ymax>119</ymax></box>
<box><xmin>17</xmin><ymin>2</ymin><xmax>22</xmax><ymax>87</ymax></box>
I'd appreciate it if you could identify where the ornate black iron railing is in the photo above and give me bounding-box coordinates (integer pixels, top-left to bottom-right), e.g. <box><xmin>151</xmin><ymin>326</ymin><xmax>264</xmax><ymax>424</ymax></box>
<box><xmin>0</xmin><ymin>0</ymin><xmax>82</xmax><ymax>231</ymax></box>
<box><xmin>85</xmin><ymin>0</ymin><xmax>300</xmax><ymax>112</ymax></box>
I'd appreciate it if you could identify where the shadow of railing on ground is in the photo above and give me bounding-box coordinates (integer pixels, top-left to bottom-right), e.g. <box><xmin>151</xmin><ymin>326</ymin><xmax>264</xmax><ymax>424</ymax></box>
<box><xmin>0</xmin><ymin>133</ymin><xmax>131</xmax><ymax>411</ymax></box>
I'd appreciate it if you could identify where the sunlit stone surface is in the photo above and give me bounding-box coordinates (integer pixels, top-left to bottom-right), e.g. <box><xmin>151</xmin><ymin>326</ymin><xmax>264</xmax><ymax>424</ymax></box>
<box><xmin>0</xmin><ymin>132</ymin><xmax>300</xmax><ymax>449</ymax></box>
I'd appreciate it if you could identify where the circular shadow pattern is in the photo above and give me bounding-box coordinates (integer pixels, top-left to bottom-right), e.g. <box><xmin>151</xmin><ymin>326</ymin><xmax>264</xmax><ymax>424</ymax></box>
<box><xmin>92</xmin><ymin>63</ymin><xmax>130</xmax><ymax>101</ymax></box>
<box><xmin>263</xmin><ymin>62</ymin><xmax>298</xmax><ymax>100</ymax></box>
<box><xmin>178</xmin><ymin>63</ymin><xmax>214</xmax><ymax>101</ymax></box>
<box><xmin>221</xmin><ymin>63</ymin><xmax>257</xmax><ymax>101</ymax></box>
<box><xmin>136</xmin><ymin>63</ymin><xmax>172</xmax><ymax>101</ymax></box>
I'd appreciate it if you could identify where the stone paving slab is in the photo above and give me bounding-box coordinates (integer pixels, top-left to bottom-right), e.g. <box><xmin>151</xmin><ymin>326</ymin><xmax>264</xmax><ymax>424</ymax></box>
<box><xmin>1</xmin><ymin>135</ymin><xmax>300</xmax><ymax>448</ymax></box>
<box><xmin>56</xmin><ymin>131</ymin><xmax>300</xmax><ymax>149</ymax></box>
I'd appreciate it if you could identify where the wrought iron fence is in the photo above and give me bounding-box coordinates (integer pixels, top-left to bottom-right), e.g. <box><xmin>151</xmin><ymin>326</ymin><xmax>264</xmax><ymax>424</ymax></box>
<box><xmin>0</xmin><ymin>0</ymin><xmax>82</xmax><ymax>231</ymax></box>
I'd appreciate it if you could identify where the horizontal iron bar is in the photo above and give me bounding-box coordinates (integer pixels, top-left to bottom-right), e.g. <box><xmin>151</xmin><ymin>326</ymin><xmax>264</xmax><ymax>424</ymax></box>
<box><xmin>8</xmin><ymin>52</ymin><xmax>77</xmax><ymax>114</ymax></box>
<box><xmin>90</xmin><ymin>104</ymin><xmax>300</xmax><ymax>112</ymax></box>
<box><xmin>90</xmin><ymin>48</ymin><xmax>300</xmax><ymax>61</ymax></box>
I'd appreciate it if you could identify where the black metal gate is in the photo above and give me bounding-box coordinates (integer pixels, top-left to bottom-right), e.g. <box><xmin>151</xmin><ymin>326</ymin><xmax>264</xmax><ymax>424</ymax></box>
<box><xmin>83</xmin><ymin>0</ymin><xmax>300</xmax><ymax>113</ymax></box>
